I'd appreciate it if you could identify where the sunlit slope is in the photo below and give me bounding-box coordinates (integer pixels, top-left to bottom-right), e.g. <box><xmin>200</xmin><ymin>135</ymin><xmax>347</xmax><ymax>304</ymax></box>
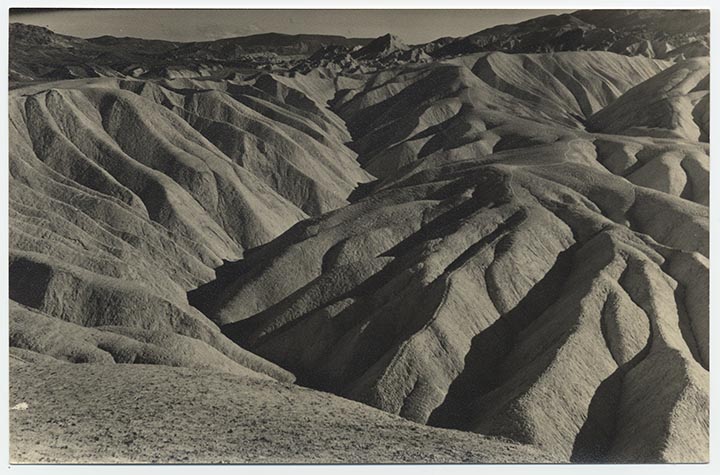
<box><xmin>192</xmin><ymin>52</ymin><xmax>709</xmax><ymax>463</ymax></box>
<box><xmin>199</xmin><ymin>145</ymin><xmax>707</xmax><ymax>463</ymax></box>
<box><xmin>332</xmin><ymin>52</ymin><xmax>668</xmax><ymax>178</ymax></box>
<box><xmin>588</xmin><ymin>57</ymin><xmax>710</xmax><ymax>142</ymax></box>
<box><xmin>8</xmin><ymin>74</ymin><xmax>370</xmax><ymax>378</ymax></box>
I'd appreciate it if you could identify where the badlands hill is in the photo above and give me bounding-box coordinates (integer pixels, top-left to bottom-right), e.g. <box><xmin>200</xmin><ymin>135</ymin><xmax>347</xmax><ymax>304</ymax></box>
<box><xmin>8</xmin><ymin>9</ymin><xmax>710</xmax><ymax>464</ymax></box>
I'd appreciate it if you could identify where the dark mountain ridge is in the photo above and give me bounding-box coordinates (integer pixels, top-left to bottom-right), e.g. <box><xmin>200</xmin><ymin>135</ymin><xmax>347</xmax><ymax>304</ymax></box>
<box><xmin>10</xmin><ymin>9</ymin><xmax>709</xmax><ymax>83</ymax></box>
<box><xmin>9</xmin><ymin>22</ymin><xmax>372</xmax><ymax>81</ymax></box>
<box><xmin>433</xmin><ymin>9</ymin><xmax>709</xmax><ymax>58</ymax></box>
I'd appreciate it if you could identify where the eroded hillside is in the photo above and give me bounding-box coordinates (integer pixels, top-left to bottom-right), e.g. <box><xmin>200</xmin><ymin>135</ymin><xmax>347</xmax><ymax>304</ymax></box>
<box><xmin>8</xmin><ymin>10</ymin><xmax>710</xmax><ymax>464</ymax></box>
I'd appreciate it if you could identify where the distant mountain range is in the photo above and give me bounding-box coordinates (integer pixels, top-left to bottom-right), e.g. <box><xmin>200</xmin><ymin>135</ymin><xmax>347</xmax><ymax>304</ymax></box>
<box><xmin>10</xmin><ymin>9</ymin><xmax>709</xmax><ymax>82</ymax></box>
<box><xmin>433</xmin><ymin>10</ymin><xmax>709</xmax><ymax>57</ymax></box>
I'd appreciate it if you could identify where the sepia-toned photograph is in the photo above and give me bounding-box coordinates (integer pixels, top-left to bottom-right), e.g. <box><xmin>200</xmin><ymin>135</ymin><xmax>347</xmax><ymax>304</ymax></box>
<box><xmin>4</xmin><ymin>1</ymin><xmax>712</xmax><ymax>467</ymax></box>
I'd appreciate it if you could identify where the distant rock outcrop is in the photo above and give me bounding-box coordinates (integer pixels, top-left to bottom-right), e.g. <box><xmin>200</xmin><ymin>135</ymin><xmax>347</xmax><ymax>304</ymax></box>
<box><xmin>352</xmin><ymin>34</ymin><xmax>410</xmax><ymax>60</ymax></box>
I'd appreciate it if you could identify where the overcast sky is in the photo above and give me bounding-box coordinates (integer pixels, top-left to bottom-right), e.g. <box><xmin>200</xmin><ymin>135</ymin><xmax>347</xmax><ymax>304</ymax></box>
<box><xmin>9</xmin><ymin>9</ymin><xmax>574</xmax><ymax>44</ymax></box>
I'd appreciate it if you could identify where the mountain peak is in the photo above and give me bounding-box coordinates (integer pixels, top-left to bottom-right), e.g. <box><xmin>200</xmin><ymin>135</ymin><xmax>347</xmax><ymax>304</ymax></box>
<box><xmin>352</xmin><ymin>32</ymin><xmax>409</xmax><ymax>59</ymax></box>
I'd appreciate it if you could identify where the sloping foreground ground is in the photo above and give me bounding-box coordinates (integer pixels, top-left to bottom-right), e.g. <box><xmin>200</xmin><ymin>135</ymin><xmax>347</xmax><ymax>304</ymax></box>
<box><xmin>9</xmin><ymin>357</ymin><xmax>557</xmax><ymax>464</ymax></box>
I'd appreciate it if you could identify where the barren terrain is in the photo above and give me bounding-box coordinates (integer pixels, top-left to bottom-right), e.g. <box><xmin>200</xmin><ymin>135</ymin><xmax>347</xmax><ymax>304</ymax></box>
<box><xmin>7</xmin><ymin>9</ymin><xmax>710</xmax><ymax>464</ymax></box>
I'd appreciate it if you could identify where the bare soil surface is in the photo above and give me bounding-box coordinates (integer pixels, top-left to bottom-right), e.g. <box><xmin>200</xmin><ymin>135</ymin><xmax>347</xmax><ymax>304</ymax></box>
<box><xmin>9</xmin><ymin>359</ymin><xmax>560</xmax><ymax>464</ymax></box>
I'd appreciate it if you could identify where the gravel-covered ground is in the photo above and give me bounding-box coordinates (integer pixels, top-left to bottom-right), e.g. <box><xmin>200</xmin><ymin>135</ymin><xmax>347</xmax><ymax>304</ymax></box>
<box><xmin>9</xmin><ymin>357</ymin><xmax>561</xmax><ymax>464</ymax></box>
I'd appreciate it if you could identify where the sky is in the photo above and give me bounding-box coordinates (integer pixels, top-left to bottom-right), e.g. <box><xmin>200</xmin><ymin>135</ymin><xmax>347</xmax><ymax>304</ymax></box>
<box><xmin>8</xmin><ymin>9</ymin><xmax>574</xmax><ymax>44</ymax></box>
